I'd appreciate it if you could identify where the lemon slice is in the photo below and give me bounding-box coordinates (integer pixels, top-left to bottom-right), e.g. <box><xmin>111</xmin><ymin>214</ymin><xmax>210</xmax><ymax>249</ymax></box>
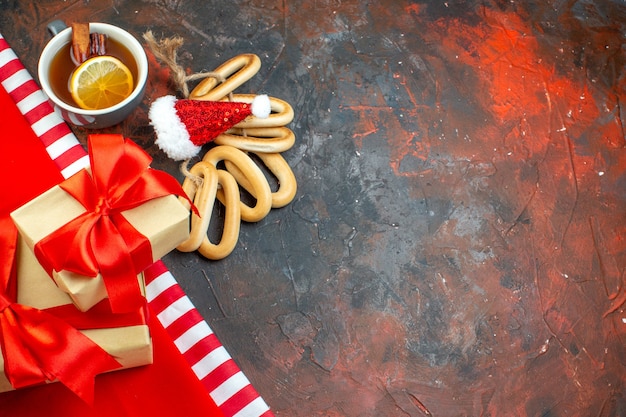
<box><xmin>70</xmin><ymin>56</ymin><xmax>134</xmax><ymax>110</ymax></box>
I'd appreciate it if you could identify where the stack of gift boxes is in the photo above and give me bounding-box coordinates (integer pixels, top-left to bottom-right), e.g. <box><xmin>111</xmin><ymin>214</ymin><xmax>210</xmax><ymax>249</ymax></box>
<box><xmin>2</xmin><ymin>134</ymin><xmax>191</xmax><ymax>402</ymax></box>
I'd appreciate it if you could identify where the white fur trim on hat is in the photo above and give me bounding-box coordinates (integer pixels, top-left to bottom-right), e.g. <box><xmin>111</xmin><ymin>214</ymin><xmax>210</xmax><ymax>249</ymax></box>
<box><xmin>251</xmin><ymin>94</ymin><xmax>271</xmax><ymax>118</ymax></box>
<box><xmin>148</xmin><ymin>95</ymin><xmax>201</xmax><ymax>161</ymax></box>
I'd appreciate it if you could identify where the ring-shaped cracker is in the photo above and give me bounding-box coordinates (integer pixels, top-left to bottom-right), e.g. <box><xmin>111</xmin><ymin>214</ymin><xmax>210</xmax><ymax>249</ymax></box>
<box><xmin>177</xmin><ymin>162</ymin><xmax>218</xmax><ymax>252</ymax></box>
<box><xmin>189</xmin><ymin>54</ymin><xmax>261</xmax><ymax>101</ymax></box>
<box><xmin>224</xmin><ymin>152</ymin><xmax>297</xmax><ymax>208</ymax></box>
<box><xmin>214</xmin><ymin>127</ymin><xmax>296</xmax><ymax>153</ymax></box>
<box><xmin>198</xmin><ymin>169</ymin><xmax>241</xmax><ymax>260</ymax></box>
<box><xmin>202</xmin><ymin>145</ymin><xmax>272</xmax><ymax>222</ymax></box>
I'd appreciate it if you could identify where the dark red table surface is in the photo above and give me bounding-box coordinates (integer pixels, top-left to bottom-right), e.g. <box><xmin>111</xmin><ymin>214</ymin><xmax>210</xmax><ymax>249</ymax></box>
<box><xmin>2</xmin><ymin>1</ymin><xmax>625</xmax><ymax>415</ymax></box>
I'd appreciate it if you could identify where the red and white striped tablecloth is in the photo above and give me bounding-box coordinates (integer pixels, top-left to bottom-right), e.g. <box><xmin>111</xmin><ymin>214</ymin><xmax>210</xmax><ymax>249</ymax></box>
<box><xmin>0</xmin><ymin>32</ymin><xmax>273</xmax><ymax>417</ymax></box>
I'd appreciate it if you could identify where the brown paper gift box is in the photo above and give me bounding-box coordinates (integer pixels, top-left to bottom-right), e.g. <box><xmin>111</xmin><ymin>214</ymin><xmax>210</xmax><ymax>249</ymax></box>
<box><xmin>0</xmin><ymin>237</ymin><xmax>153</xmax><ymax>393</ymax></box>
<box><xmin>10</xmin><ymin>184</ymin><xmax>190</xmax><ymax>311</ymax></box>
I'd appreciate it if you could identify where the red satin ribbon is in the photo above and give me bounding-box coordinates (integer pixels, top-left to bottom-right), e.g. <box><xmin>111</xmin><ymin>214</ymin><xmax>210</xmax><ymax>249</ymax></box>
<box><xmin>0</xmin><ymin>230</ymin><xmax>145</xmax><ymax>404</ymax></box>
<box><xmin>0</xmin><ymin>258</ymin><xmax>123</xmax><ymax>405</ymax></box>
<box><xmin>45</xmin><ymin>298</ymin><xmax>146</xmax><ymax>330</ymax></box>
<box><xmin>34</xmin><ymin>134</ymin><xmax>191</xmax><ymax>313</ymax></box>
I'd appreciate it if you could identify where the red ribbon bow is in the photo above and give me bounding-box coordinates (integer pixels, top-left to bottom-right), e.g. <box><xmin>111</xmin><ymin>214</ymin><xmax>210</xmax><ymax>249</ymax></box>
<box><xmin>34</xmin><ymin>134</ymin><xmax>191</xmax><ymax>313</ymax></box>
<box><xmin>0</xmin><ymin>225</ymin><xmax>122</xmax><ymax>404</ymax></box>
<box><xmin>0</xmin><ymin>294</ymin><xmax>122</xmax><ymax>404</ymax></box>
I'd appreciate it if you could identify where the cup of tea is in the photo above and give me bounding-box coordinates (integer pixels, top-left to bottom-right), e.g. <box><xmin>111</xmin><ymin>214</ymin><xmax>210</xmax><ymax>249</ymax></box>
<box><xmin>38</xmin><ymin>22</ymin><xmax>148</xmax><ymax>128</ymax></box>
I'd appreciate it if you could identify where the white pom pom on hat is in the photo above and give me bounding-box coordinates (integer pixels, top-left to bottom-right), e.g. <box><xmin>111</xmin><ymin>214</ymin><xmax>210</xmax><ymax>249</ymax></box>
<box><xmin>148</xmin><ymin>94</ymin><xmax>271</xmax><ymax>161</ymax></box>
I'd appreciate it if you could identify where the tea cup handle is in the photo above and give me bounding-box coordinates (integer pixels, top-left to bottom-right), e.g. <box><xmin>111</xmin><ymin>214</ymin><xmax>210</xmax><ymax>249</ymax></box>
<box><xmin>47</xmin><ymin>20</ymin><xmax>67</xmax><ymax>37</ymax></box>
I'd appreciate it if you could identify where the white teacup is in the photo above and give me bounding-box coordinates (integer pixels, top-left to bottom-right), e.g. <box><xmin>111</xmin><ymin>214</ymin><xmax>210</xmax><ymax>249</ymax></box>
<box><xmin>38</xmin><ymin>22</ymin><xmax>148</xmax><ymax>129</ymax></box>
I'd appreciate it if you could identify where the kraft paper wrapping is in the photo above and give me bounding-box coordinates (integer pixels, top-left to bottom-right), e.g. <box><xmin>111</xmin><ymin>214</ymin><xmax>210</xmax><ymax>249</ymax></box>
<box><xmin>11</xmin><ymin>185</ymin><xmax>190</xmax><ymax>311</ymax></box>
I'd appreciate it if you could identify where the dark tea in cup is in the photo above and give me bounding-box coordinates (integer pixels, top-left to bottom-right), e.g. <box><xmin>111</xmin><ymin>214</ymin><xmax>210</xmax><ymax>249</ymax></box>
<box><xmin>39</xmin><ymin>22</ymin><xmax>148</xmax><ymax>128</ymax></box>
<box><xmin>48</xmin><ymin>36</ymin><xmax>139</xmax><ymax>108</ymax></box>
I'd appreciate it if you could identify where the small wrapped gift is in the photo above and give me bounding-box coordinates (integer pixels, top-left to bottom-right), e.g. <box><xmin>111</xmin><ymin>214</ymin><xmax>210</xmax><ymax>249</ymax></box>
<box><xmin>0</xmin><ymin>236</ymin><xmax>152</xmax><ymax>402</ymax></box>
<box><xmin>11</xmin><ymin>134</ymin><xmax>192</xmax><ymax>313</ymax></box>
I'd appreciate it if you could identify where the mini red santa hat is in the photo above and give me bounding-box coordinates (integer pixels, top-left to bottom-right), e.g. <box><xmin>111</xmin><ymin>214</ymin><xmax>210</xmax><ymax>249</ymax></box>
<box><xmin>148</xmin><ymin>94</ymin><xmax>271</xmax><ymax>160</ymax></box>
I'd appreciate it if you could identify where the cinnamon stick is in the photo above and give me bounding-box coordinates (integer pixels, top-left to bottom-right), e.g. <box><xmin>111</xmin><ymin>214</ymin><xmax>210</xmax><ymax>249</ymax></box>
<box><xmin>71</xmin><ymin>22</ymin><xmax>90</xmax><ymax>64</ymax></box>
<box><xmin>71</xmin><ymin>23</ymin><xmax>108</xmax><ymax>64</ymax></box>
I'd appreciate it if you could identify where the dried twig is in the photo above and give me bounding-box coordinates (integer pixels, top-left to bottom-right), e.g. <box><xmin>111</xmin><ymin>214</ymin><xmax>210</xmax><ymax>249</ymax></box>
<box><xmin>143</xmin><ymin>30</ymin><xmax>227</xmax><ymax>99</ymax></box>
